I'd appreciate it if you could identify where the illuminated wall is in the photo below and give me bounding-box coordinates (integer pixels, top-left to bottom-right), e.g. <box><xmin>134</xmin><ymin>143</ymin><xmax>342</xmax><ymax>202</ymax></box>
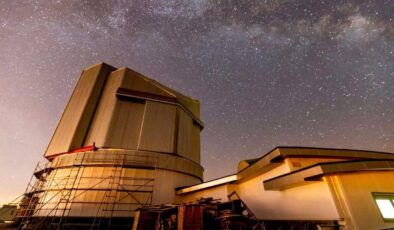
<box><xmin>328</xmin><ymin>171</ymin><xmax>394</xmax><ymax>230</ymax></box>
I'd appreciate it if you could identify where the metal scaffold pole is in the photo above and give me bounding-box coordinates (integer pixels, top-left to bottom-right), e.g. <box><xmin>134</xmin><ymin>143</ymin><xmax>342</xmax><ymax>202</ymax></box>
<box><xmin>18</xmin><ymin>151</ymin><xmax>159</xmax><ymax>230</ymax></box>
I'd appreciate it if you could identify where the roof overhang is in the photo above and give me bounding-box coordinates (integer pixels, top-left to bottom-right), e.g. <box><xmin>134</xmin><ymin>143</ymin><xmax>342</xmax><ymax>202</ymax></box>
<box><xmin>269</xmin><ymin>147</ymin><xmax>394</xmax><ymax>162</ymax></box>
<box><xmin>176</xmin><ymin>174</ymin><xmax>237</xmax><ymax>194</ymax></box>
<box><xmin>238</xmin><ymin>147</ymin><xmax>394</xmax><ymax>175</ymax></box>
<box><xmin>263</xmin><ymin>159</ymin><xmax>394</xmax><ymax>190</ymax></box>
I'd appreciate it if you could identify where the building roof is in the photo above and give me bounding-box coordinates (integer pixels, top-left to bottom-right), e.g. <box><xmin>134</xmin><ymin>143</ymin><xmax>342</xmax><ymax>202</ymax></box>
<box><xmin>263</xmin><ymin>159</ymin><xmax>394</xmax><ymax>190</ymax></box>
<box><xmin>177</xmin><ymin>147</ymin><xmax>394</xmax><ymax>194</ymax></box>
<box><xmin>238</xmin><ymin>146</ymin><xmax>394</xmax><ymax>173</ymax></box>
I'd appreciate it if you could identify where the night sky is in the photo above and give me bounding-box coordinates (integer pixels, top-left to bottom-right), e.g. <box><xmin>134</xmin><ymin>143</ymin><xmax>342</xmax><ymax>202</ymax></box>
<box><xmin>0</xmin><ymin>1</ymin><xmax>393</xmax><ymax>204</ymax></box>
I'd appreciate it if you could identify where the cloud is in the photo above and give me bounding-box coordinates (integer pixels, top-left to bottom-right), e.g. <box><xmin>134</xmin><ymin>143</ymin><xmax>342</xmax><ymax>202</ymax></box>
<box><xmin>337</xmin><ymin>14</ymin><xmax>387</xmax><ymax>43</ymax></box>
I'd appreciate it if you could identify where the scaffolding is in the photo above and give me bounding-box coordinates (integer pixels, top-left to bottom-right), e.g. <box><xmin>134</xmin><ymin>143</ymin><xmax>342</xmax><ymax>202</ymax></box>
<box><xmin>18</xmin><ymin>161</ymin><xmax>52</xmax><ymax>228</ymax></box>
<box><xmin>17</xmin><ymin>151</ymin><xmax>158</xmax><ymax>230</ymax></box>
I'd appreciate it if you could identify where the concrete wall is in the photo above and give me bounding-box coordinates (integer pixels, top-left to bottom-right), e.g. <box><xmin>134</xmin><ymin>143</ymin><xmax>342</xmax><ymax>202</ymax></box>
<box><xmin>328</xmin><ymin>171</ymin><xmax>394</xmax><ymax>230</ymax></box>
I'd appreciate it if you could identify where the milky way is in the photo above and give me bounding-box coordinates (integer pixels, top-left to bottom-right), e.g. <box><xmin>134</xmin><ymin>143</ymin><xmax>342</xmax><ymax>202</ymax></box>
<box><xmin>0</xmin><ymin>0</ymin><xmax>393</xmax><ymax>204</ymax></box>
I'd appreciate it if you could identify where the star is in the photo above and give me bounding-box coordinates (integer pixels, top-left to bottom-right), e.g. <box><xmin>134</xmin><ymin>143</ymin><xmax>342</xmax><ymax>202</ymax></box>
<box><xmin>0</xmin><ymin>0</ymin><xmax>393</xmax><ymax>204</ymax></box>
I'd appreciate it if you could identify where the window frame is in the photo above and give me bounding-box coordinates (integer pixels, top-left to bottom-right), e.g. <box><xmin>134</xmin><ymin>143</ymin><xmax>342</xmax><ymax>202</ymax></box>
<box><xmin>372</xmin><ymin>192</ymin><xmax>394</xmax><ymax>222</ymax></box>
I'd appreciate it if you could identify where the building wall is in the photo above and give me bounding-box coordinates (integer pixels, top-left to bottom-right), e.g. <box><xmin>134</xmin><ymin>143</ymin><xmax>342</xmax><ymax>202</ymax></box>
<box><xmin>138</xmin><ymin>101</ymin><xmax>177</xmax><ymax>153</ymax></box>
<box><xmin>235</xmin><ymin>163</ymin><xmax>340</xmax><ymax>221</ymax></box>
<box><xmin>177</xmin><ymin>109</ymin><xmax>200</xmax><ymax>163</ymax></box>
<box><xmin>83</xmin><ymin>67</ymin><xmax>201</xmax><ymax>164</ymax></box>
<box><xmin>153</xmin><ymin>170</ymin><xmax>200</xmax><ymax>205</ymax></box>
<box><xmin>46</xmin><ymin>65</ymin><xmax>201</xmax><ymax>165</ymax></box>
<box><xmin>328</xmin><ymin>171</ymin><xmax>394</xmax><ymax>230</ymax></box>
<box><xmin>178</xmin><ymin>163</ymin><xmax>341</xmax><ymax>221</ymax></box>
<box><xmin>83</xmin><ymin>68</ymin><xmax>123</xmax><ymax>148</ymax></box>
<box><xmin>35</xmin><ymin>150</ymin><xmax>202</xmax><ymax>218</ymax></box>
<box><xmin>104</xmin><ymin>99</ymin><xmax>145</xmax><ymax>150</ymax></box>
<box><xmin>35</xmin><ymin>169</ymin><xmax>199</xmax><ymax>217</ymax></box>
<box><xmin>45</xmin><ymin>63</ymin><xmax>115</xmax><ymax>157</ymax></box>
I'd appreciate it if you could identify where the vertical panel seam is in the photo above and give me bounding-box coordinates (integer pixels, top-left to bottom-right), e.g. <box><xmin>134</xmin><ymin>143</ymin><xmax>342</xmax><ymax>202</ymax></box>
<box><xmin>137</xmin><ymin>101</ymin><xmax>148</xmax><ymax>150</ymax></box>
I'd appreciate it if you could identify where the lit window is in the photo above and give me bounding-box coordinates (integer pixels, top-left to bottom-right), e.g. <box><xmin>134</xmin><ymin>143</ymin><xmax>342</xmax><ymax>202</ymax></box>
<box><xmin>373</xmin><ymin>193</ymin><xmax>394</xmax><ymax>221</ymax></box>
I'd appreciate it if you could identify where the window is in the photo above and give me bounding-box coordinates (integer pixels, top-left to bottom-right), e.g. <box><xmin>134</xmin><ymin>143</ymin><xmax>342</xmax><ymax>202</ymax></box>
<box><xmin>373</xmin><ymin>193</ymin><xmax>394</xmax><ymax>221</ymax></box>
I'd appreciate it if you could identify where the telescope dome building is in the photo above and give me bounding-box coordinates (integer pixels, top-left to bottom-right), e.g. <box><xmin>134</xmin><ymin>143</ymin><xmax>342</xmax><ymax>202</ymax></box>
<box><xmin>18</xmin><ymin>63</ymin><xmax>203</xmax><ymax>229</ymax></box>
